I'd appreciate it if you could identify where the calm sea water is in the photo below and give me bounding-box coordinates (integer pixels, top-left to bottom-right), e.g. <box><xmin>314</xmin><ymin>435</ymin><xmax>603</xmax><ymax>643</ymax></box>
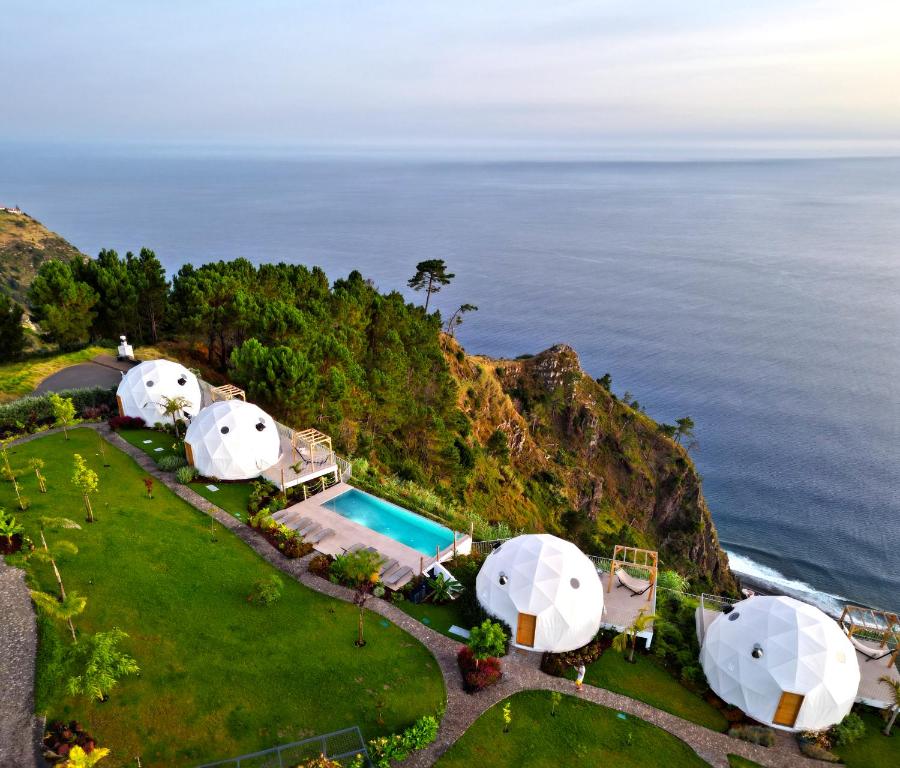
<box><xmin>2</xmin><ymin>146</ymin><xmax>898</xmax><ymax>612</ymax></box>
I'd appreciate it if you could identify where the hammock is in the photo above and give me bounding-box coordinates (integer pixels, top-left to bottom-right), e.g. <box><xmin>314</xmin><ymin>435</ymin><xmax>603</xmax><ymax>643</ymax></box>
<box><xmin>615</xmin><ymin>566</ymin><xmax>652</xmax><ymax>596</ymax></box>
<box><xmin>847</xmin><ymin>633</ymin><xmax>895</xmax><ymax>662</ymax></box>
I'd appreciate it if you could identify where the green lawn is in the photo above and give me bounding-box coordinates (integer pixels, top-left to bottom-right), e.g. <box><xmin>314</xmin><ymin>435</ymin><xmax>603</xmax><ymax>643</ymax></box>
<box><xmin>2</xmin><ymin>429</ymin><xmax>444</xmax><ymax>767</ymax></box>
<box><xmin>727</xmin><ymin>756</ymin><xmax>764</xmax><ymax>768</ymax></box>
<box><xmin>581</xmin><ymin>650</ymin><xmax>728</xmax><ymax>731</ymax></box>
<box><xmin>435</xmin><ymin>690</ymin><xmax>707</xmax><ymax>768</ymax></box>
<box><xmin>834</xmin><ymin>710</ymin><xmax>900</xmax><ymax>768</ymax></box>
<box><xmin>395</xmin><ymin>598</ymin><xmax>470</xmax><ymax>643</ymax></box>
<box><xmin>115</xmin><ymin>427</ymin><xmax>255</xmax><ymax>520</ymax></box>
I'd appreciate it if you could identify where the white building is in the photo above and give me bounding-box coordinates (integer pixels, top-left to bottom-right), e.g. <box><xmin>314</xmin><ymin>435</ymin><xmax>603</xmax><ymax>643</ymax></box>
<box><xmin>476</xmin><ymin>533</ymin><xmax>604</xmax><ymax>652</ymax></box>
<box><xmin>184</xmin><ymin>400</ymin><xmax>281</xmax><ymax>480</ymax></box>
<box><xmin>116</xmin><ymin>359</ymin><xmax>202</xmax><ymax>427</ymax></box>
<box><xmin>700</xmin><ymin>595</ymin><xmax>860</xmax><ymax>731</ymax></box>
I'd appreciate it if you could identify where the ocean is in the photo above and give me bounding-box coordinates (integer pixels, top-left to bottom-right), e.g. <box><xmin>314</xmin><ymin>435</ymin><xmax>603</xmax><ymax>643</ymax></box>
<box><xmin>2</xmin><ymin>145</ymin><xmax>898</xmax><ymax>613</ymax></box>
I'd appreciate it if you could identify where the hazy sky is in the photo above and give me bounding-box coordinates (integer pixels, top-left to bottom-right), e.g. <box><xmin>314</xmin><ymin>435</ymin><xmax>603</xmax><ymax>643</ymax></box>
<box><xmin>4</xmin><ymin>1</ymin><xmax>899</xmax><ymax>157</ymax></box>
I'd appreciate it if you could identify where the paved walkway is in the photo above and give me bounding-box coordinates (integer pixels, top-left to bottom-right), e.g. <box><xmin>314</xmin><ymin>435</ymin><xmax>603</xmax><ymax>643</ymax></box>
<box><xmin>5</xmin><ymin>425</ymin><xmax>831</xmax><ymax>768</ymax></box>
<box><xmin>0</xmin><ymin>559</ymin><xmax>42</xmax><ymax>768</ymax></box>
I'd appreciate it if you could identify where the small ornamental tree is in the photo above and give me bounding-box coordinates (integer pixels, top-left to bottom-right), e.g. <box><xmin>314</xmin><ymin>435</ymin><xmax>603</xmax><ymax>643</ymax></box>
<box><xmin>0</xmin><ymin>508</ymin><xmax>24</xmax><ymax>549</ymax></box>
<box><xmin>879</xmin><ymin>675</ymin><xmax>900</xmax><ymax>735</ymax></box>
<box><xmin>31</xmin><ymin>589</ymin><xmax>87</xmax><ymax>644</ymax></box>
<box><xmin>67</xmin><ymin>628</ymin><xmax>140</xmax><ymax>701</ymax></box>
<box><xmin>143</xmin><ymin>477</ymin><xmax>154</xmax><ymax>499</ymax></box>
<box><xmin>407</xmin><ymin>259</ymin><xmax>455</xmax><ymax>312</ymax></box>
<box><xmin>333</xmin><ymin>549</ymin><xmax>384</xmax><ymax>646</ymax></box>
<box><xmin>30</xmin><ymin>457</ymin><xmax>47</xmax><ymax>492</ymax></box>
<box><xmin>1</xmin><ymin>438</ymin><xmax>27</xmax><ymax>510</ymax></box>
<box><xmin>467</xmin><ymin>619</ymin><xmax>508</xmax><ymax>668</ymax></box>
<box><xmin>49</xmin><ymin>393</ymin><xmax>77</xmax><ymax>440</ymax></box>
<box><xmin>72</xmin><ymin>454</ymin><xmax>99</xmax><ymax>522</ymax></box>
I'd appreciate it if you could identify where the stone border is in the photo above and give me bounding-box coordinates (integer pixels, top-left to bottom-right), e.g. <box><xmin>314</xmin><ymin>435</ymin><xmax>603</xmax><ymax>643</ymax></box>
<box><xmin>4</xmin><ymin>425</ymin><xmax>832</xmax><ymax>768</ymax></box>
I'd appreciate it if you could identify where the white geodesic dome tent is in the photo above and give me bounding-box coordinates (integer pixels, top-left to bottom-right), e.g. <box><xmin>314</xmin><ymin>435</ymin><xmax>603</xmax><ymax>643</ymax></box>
<box><xmin>184</xmin><ymin>400</ymin><xmax>281</xmax><ymax>480</ymax></box>
<box><xmin>476</xmin><ymin>534</ymin><xmax>604</xmax><ymax>653</ymax></box>
<box><xmin>116</xmin><ymin>359</ymin><xmax>202</xmax><ymax>426</ymax></box>
<box><xmin>700</xmin><ymin>595</ymin><xmax>859</xmax><ymax>731</ymax></box>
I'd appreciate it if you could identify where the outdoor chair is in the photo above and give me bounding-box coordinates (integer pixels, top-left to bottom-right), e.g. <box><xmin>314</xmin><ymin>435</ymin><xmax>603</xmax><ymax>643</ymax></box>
<box><xmin>615</xmin><ymin>566</ymin><xmax>652</xmax><ymax>596</ymax></box>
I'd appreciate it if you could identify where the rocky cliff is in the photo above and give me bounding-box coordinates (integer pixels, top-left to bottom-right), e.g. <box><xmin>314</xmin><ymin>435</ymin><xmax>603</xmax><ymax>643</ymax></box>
<box><xmin>445</xmin><ymin>338</ymin><xmax>736</xmax><ymax>594</ymax></box>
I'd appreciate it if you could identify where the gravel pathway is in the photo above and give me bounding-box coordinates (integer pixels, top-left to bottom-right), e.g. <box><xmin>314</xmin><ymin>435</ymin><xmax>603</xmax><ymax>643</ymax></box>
<box><xmin>0</xmin><ymin>559</ymin><xmax>42</xmax><ymax>768</ymax></box>
<box><xmin>4</xmin><ymin>425</ymin><xmax>831</xmax><ymax>768</ymax></box>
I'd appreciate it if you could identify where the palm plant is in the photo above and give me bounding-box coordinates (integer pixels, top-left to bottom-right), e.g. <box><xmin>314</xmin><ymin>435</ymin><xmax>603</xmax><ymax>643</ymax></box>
<box><xmin>59</xmin><ymin>745</ymin><xmax>110</xmax><ymax>768</ymax></box>
<box><xmin>67</xmin><ymin>628</ymin><xmax>140</xmax><ymax>701</ymax></box>
<box><xmin>31</xmin><ymin>589</ymin><xmax>87</xmax><ymax>643</ymax></box>
<box><xmin>879</xmin><ymin>675</ymin><xmax>900</xmax><ymax>735</ymax></box>
<box><xmin>612</xmin><ymin>609</ymin><xmax>660</xmax><ymax>663</ymax></box>
<box><xmin>426</xmin><ymin>573</ymin><xmax>462</xmax><ymax>603</ymax></box>
<box><xmin>159</xmin><ymin>394</ymin><xmax>191</xmax><ymax>437</ymax></box>
<box><xmin>0</xmin><ymin>508</ymin><xmax>24</xmax><ymax>547</ymax></box>
<box><xmin>32</xmin><ymin>516</ymin><xmax>81</xmax><ymax>597</ymax></box>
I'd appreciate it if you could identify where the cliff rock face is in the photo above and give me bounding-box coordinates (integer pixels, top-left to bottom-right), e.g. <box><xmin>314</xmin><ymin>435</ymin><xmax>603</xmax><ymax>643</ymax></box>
<box><xmin>446</xmin><ymin>339</ymin><xmax>736</xmax><ymax>593</ymax></box>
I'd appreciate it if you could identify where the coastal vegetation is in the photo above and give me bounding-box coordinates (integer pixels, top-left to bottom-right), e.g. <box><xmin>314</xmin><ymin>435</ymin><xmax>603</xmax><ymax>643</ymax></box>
<box><xmin>2</xmin><ymin>429</ymin><xmax>444</xmax><ymax>766</ymax></box>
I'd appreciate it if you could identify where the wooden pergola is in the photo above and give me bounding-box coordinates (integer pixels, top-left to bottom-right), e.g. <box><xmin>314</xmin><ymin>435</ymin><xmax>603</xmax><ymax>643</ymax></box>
<box><xmin>839</xmin><ymin>605</ymin><xmax>900</xmax><ymax>667</ymax></box>
<box><xmin>293</xmin><ymin>428</ymin><xmax>333</xmax><ymax>462</ymax></box>
<box><xmin>607</xmin><ymin>545</ymin><xmax>658</xmax><ymax>603</ymax></box>
<box><xmin>209</xmin><ymin>384</ymin><xmax>246</xmax><ymax>402</ymax></box>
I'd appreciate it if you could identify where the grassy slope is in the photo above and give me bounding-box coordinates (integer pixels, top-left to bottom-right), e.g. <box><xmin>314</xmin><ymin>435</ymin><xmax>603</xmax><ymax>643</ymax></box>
<box><xmin>0</xmin><ymin>210</ymin><xmax>85</xmax><ymax>306</ymax></box>
<box><xmin>435</xmin><ymin>690</ymin><xmax>707</xmax><ymax>768</ymax></box>
<box><xmin>0</xmin><ymin>346</ymin><xmax>112</xmax><ymax>402</ymax></box>
<box><xmin>834</xmin><ymin>710</ymin><xmax>900</xmax><ymax>768</ymax></box>
<box><xmin>581</xmin><ymin>651</ymin><xmax>728</xmax><ymax>731</ymax></box>
<box><xmin>2</xmin><ymin>429</ymin><xmax>444</xmax><ymax>767</ymax></box>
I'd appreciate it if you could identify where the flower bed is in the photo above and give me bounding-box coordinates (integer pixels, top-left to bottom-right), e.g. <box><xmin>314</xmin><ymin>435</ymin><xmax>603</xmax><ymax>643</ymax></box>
<box><xmin>458</xmin><ymin>646</ymin><xmax>502</xmax><ymax>692</ymax></box>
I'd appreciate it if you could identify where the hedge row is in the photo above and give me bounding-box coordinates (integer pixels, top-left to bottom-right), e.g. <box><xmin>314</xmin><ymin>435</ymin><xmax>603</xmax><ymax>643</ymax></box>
<box><xmin>0</xmin><ymin>386</ymin><xmax>117</xmax><ymax>437</ymax></box>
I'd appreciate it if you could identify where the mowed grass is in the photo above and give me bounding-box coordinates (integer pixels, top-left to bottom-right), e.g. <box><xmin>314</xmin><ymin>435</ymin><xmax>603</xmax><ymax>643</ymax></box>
<box><xmin>581</xmin><ymin>651</ymin><xmax>728</xmax><ymax>731</ymax></box>
<box><xmin>834</xmin><ymin>709</ymin><xmax>900</xmax><ymax>768</ymax></box>
<box><xmin>2</xmin><ymin>429</ymin><xmax>444</xmax><ymax>767</ymax></box>
<box><xmin>435</xmin><ymin>690</ymin><xmax>707</xmax><ymax>768</ymax></box>
<box><xmin>395</xmin><ymin>599</ymin><xmax>469</xmax><ymax>643</ymax></box>
<box><xmin>0</xmin><ymin>346</ymin><xmax>112</xmax><ymax>401</ymax></box>
<box><xmin>115</xmin><ymin>427</ymin><xmax>255</xmax><ymax>521</ymax></box>
<box><xmin>727</xmin><ymin>756</ymin><xmax>764</xmax><ymax>768</ymax></box>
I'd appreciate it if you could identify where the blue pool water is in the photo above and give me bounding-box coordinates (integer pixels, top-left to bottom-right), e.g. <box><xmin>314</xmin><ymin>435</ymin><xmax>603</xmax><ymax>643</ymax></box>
<box><xmin>323</xmin><ymin>488</ymin><xmax>456</xmax><ymax>555</ymax></box>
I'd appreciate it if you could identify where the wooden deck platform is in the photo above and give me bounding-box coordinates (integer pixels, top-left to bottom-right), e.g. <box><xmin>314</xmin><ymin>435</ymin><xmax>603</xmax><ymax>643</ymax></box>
<box><xmin>599</xmin><ymin>570</ymin><xmax>657</xmax><ymax>646</ymax></box>
<box><xmin>261</xmin><ymin>429</ymin><xmax>338</xmax><ymax>490</ymax></box>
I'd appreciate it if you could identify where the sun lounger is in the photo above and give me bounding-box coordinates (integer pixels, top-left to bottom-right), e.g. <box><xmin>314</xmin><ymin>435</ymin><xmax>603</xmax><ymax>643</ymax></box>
<box><xmin>297</xmin><ymin>521</ymin><xmax>321</xmax><ymax>538</ymax></box>
<box><xmin>384</xmin><ymin>566</ymin><xmax>414</xmax><ymax>588</ymax></box>
<box><xmin>308</xmin><ymin>527</ymin><xmax>334</xmax><ymax>545</ymax></box>
<box><xmin>280</xmin><ymin>513</ymin><xmax>310</xmax><ymax>529</ymax></box>
<box><xmin>271</xmin><ymin>509</ymin><xmax>293</xmax><ymax>522</ymax></box>
<box><xmin>615</xmin><ymin>567</ymin><xmax>652</xmax><ymax>596</ymax></box>
<box><xmin>379</xmin><ymin>558</ymin><xmax>399</xmax><ymax>577</ymax></box>
<box><xmin>345</xmin><ymin>543</ymin><xmax>364</xmax><ymax>553</ymax></box>
<box><xmin>848</xmin><ymin>633</ymin><xmax>895</xmax><ymax>662</ymax></box>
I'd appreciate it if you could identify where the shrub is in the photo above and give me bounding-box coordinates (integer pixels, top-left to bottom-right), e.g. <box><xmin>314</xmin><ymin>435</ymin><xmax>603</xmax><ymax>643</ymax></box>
<box><xmin>541</xmin><ymin>635</ymin><xmax>606</xmax><ymax>677</ymax></box>
<box><xmin>308</xmin><ymin>554</ymin><xmax>332</xmax><ymax>578</ymax></box>
<box><xmin>368</xmin><ymin>734</ymin><xmax>408</xmax><ymax>768</ymax></box>
<box><xmin>278</xmin><ymin>531</ymin><xmax>312</xmax><ymax>559</ymax></box>
<box><xmin>458</xmin><ymin>646</ymin><xmax>502</xmax><ymax>693</ymax></box>
<box><xmin>799</xmin><ymin>741</ymin><xmax>840</xmax><ymax>762</ymax></box>
<box><xmin>42</xmin><ymin>720</ymin><xmax>99</xmax><ymax>764</ymax></box>
<box><xmin>467</xmin><ymin>619</ymin><xmax>508</xmax><ymax>662</ymax></box>
<box><xmin>401</xmin><ymin>714</ymin><xmax>439</xmax><ymax>750</ymax></box>
<box><xmin>248</xmin><ymin>575</ymin><xmax>284</xmax><ymax>606</ymax></box>
<box><xmin>175</xmin><ymin>466</ymin><xmax>198</xmax><ymax>484</ymax></box>
<box><xmin>829</xmin><ymin>711</ymin><xmax>866</xmax><ymax>747</ymax></box>
<box><xmin>727</xmin><ymin>725</ymin><xmax>775</xmax><ymax>747</ymax></box>
<box><xmin>107</xmin><ymin>415</ymin><xmax>147</xmax><ymax>431</ymax></box>
<box><xmin>247</xmin><ymin>479</ymin><xmax>278</xmax><ymax>514</ymax></box>
<box><xmin>0</xmin><ymin>387</ymin><xmax>117</xmax><ymax>437</ymax></box>
<box><xmin>156</xmin><ymin>454</ymin><xmax>187</xmax><ymax>471</ymax></box>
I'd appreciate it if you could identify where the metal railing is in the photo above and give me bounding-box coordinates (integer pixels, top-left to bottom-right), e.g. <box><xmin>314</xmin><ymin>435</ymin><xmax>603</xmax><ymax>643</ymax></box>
<box><xmin>196</xmin><ymin>726</ymin><xmax>369</xmax><ymax>768</ymax></box>
<box><xmin>335</xmin><ymin>455</ymin><xmax>352</xmax><ymax>482</ymax></box>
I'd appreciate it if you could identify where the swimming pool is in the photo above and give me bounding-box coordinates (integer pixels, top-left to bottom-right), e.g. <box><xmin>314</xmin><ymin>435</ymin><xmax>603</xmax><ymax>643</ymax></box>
<box><xmin>322</xmin><ymin>488</ymin><xmax>456</xmax><ymax>555</ymax></box>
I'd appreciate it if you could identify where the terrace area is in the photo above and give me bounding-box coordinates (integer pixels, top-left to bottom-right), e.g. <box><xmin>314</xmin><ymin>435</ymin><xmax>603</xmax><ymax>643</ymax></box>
<box><xmin>594</xmin><ymin>545</ymin><xmax>659</xmax><ymax>646</ymax></box>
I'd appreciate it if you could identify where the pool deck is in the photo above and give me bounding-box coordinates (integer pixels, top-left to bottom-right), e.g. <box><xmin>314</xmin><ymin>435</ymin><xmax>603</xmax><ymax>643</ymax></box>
<box><xmin>273</xmin><ymin>483</ymin><xmax>471</xmax><ymax>587</ymax></box>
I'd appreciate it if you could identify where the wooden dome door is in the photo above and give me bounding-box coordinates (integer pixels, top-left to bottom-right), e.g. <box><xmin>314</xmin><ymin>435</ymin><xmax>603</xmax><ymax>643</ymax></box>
<box><xmin>516</xmin><ymin>613</ymin><xmax>537</xmax><ymax>647</ymax></box>
<box><xmin>773</xmin><ymin>691</ymin><xmax>804</xmax><ymax>727</ymax></box>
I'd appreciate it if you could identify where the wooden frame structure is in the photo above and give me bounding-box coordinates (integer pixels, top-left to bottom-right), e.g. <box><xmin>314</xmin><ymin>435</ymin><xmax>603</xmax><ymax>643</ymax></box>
<box><xmin>293</xmin><ymin>428</ymin><xmax>333</xmax><ymax>462</ymax></box>
<box><xmin>607</xmin><ymin>545</ymin><xmax>658</xmax><ymax>603</ymax></box>
<box><xmin>210</xmin><ymin>384</ymin><xmax>246</xmax><ymax>402</ymax></box>
<box><xmin>839</xmin><ymin>604</ymin><xmax>900</xmax><ymax>667</ymax></box>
